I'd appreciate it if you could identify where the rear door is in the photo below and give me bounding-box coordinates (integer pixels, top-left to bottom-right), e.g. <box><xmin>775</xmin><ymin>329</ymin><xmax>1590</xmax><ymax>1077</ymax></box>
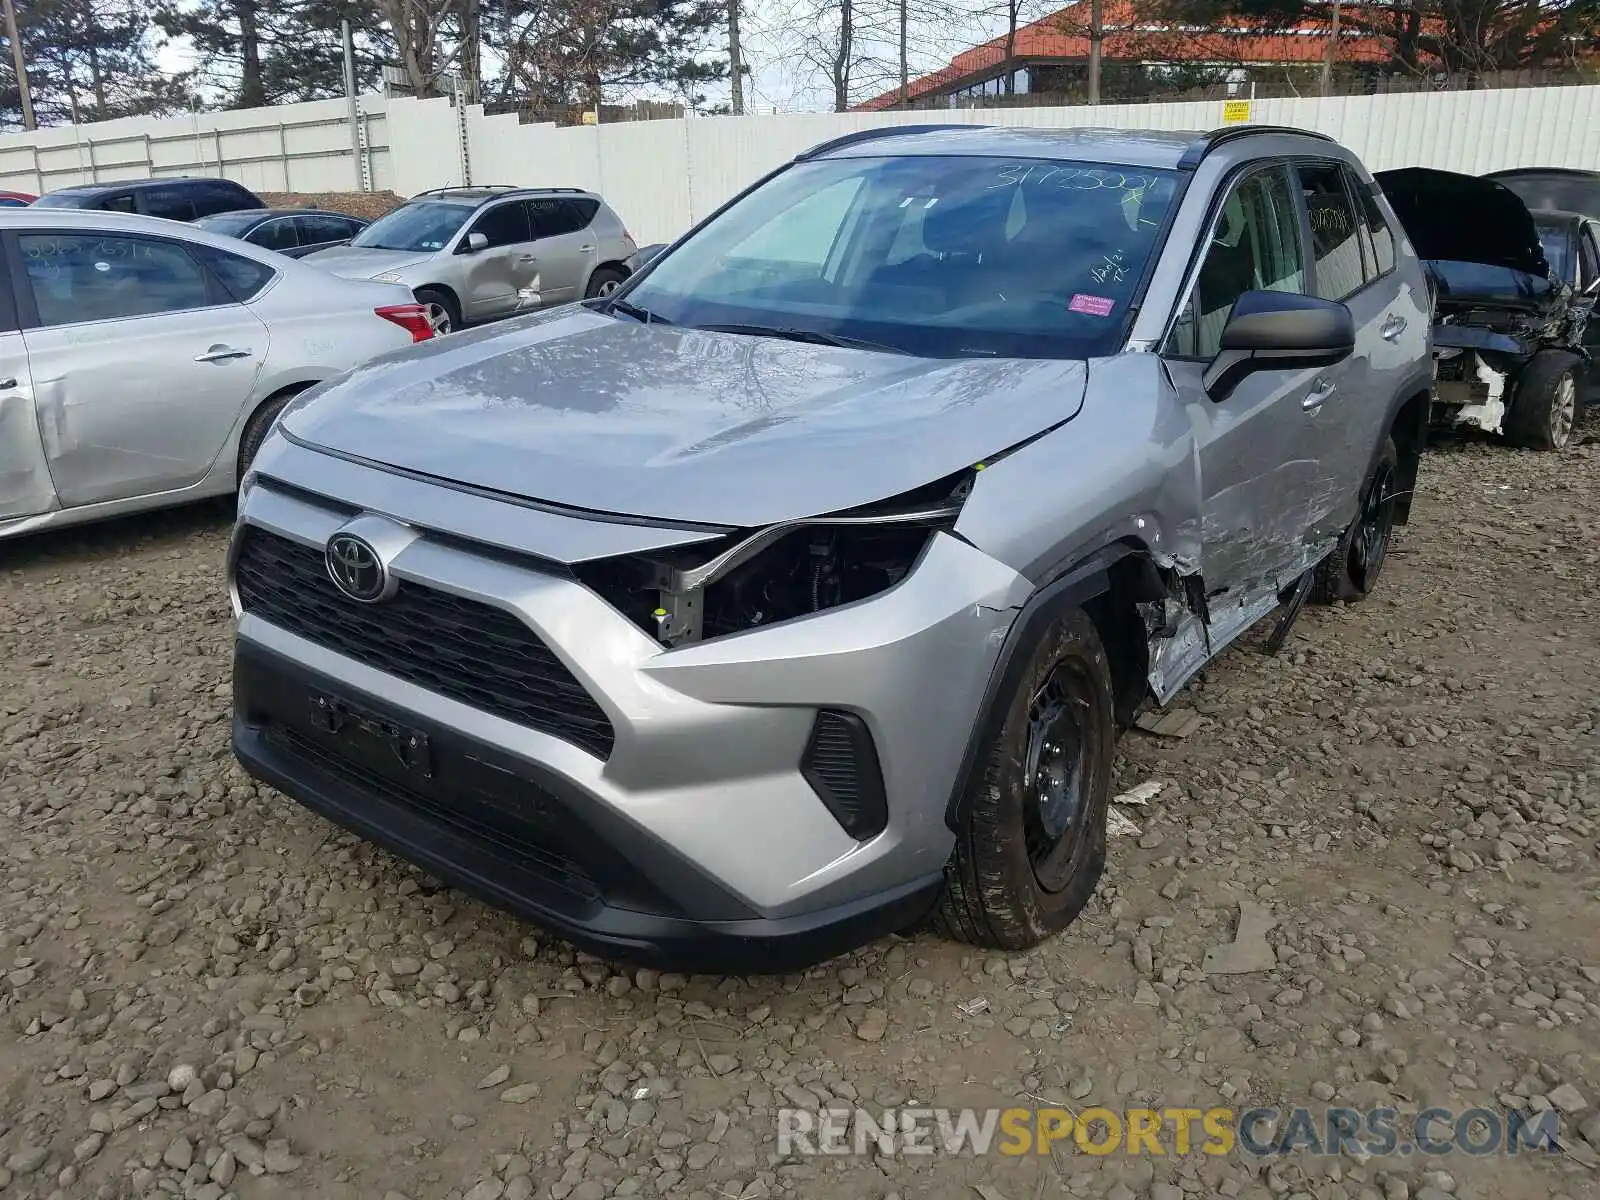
<box><xmin>293</xmin><ymin>213</ymin><xmax>362</xmax><ymax>254</ymax></box>
<box><xmin>12</xmin><ymin>227</ymin><xmax>268</xmax><ymax>507</ymax></box>
<box><xmin>138</xmin><ymin>186</ymin><xmax>200</xmax><ymax>222</ymax></box>
<box><xmin>525</xmin><ymin>197</ymin><xmax>597</xmax><ymax>306</ymax></box>
<box><xmin>1292</xmin><ymin>160</ymin><xmax>1403</xmax><ymax>545</ymax></box>
<box><xmin>0</xmin><ymin>256</ymin><xmax>53</xmax><ymax>521</ymax></box>
<box><xmin>458</xmin><ymin>199</ymin><xmax>532</xmax><ymax>321</ymax></box>
<box><xmin>1161</xmin><ymin>162</ymin><xmax>1323</xmax><ymax>595</ymax></box>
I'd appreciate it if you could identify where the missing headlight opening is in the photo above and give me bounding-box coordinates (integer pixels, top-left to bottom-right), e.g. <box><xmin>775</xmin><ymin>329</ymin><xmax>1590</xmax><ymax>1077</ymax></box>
<box><xmin>575</xmin><ymin>473</ymin><xmax>976</xmax><ymax>648</ymax></box>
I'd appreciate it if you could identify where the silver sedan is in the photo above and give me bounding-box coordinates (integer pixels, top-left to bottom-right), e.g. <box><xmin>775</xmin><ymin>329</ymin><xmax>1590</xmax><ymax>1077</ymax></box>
<box><xmin>0</xmin><ymin>208</ymin><xmax>433</xmax><ymax>541</ymax></box>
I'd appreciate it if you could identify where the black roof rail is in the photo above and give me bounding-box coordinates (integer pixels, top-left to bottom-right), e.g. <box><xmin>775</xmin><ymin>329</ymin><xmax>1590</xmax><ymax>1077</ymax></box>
<box><xmin>1177</xmin><ymin>124</ymin><xmax>1336</xmax><ymax>169</ymax></box>
<box><xmin>411</xmin><ymin>184</ymin><xmax>521</xmax><ymax>198</ymax></box>
<box><xmin>795</xmin><ymin>123</ymin><xmax>987</xmax><ymax>162</ymax></box>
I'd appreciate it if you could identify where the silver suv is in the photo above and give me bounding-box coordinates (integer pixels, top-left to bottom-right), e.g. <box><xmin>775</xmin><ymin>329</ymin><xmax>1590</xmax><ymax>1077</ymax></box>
<box><xmin>305</xmin><ymin>186</ymin><xmax>637</xmax><ymax>333</ymax></box>
<box><xmin>230</xmin><ymin>125</ymin><xmax>1433</xmax><ymax>972</ymax></box>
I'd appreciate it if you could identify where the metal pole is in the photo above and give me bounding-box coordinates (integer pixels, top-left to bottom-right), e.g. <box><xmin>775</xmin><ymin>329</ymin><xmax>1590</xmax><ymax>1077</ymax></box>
<box><xmin>3</xmin><ymin>0</ymin><xmax>35</xmax><ymax>131</ymax></box>
<box><xmin>343</xmin><ymin>20</ymin><xmax>362</xmax><ymax>190</ymax></box>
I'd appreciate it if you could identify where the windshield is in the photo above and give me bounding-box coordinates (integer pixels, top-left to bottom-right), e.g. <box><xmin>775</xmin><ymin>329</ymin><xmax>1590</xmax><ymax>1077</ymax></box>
<box><xmin>1535</xmin><ymin>219</ymin><xmax>1571</xmax><ymax>281</ymax></box>
<box><xmin>351</xmin><ymin>201</ymin><xmax>471</xmax><ymax>252</ymax></box>
<box><xmin>1491</xmin><ymin>173</ymin><xmax>1600</xmax><ymax>222</ymax></box>
<box><xmin>194</xmin><ymin>211</ymin><xmax>263</xmax><ymax>235</ymax></box>
<box><xmin>624</xmin><ymin>155</ymin><xmax>1179</xmax><ymax>359</ymax></box>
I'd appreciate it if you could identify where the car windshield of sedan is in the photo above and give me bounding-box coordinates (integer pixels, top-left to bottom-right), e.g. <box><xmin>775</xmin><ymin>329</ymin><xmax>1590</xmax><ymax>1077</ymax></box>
<box><xmin>350</xmin><ymin>201</ymin><xmax>471</xmax><ymax>252</ymax></box>
<box><xmin>623</xmin><ymin>154</ymin><xmax>1180</xmax><ymax>359</ymax></box>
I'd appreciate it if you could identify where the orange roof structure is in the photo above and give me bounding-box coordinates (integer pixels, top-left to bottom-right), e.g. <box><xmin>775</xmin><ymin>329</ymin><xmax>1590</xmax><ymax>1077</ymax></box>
<box><xmin>856</xmin><ymin>0</ymin><xmax>1393</xmax><ymax>110</ymax></box>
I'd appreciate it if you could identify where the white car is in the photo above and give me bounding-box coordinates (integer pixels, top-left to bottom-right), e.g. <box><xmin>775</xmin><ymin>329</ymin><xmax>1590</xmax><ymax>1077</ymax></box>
<box><xmin>0</xmin><ymin>208</ymin><xmax>433</xmax><ymax>541</ymax></box>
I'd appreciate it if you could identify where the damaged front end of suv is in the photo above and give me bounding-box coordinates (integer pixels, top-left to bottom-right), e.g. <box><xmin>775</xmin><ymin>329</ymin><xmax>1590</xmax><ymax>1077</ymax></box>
<box><xmin>1376</xmin><ymin>167</ymin><xmax>1590</xmax><ymax>450</ymax></box>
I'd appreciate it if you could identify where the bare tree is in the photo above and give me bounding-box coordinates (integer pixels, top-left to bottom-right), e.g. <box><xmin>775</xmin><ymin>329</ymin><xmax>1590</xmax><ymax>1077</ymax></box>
<box><xmin>374</xmin><ymin>0</ymin><xmax>479</xmax><ymax>97</ymax></box>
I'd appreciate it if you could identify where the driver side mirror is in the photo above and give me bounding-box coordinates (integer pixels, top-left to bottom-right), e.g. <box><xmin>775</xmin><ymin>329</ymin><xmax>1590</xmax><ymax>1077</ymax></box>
<box><xmin>1203</xmin><ymin>290</ymin><xmax>1355</xmax><ymax>402</ymax></box>
<box><xmin>461</xmin><ymin>231</ymin><xmax>488</xmax><ymax>254</ymax></box>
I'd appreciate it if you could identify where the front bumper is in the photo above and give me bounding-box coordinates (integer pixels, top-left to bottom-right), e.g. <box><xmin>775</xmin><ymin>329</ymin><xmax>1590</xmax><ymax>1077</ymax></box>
<box><xmin>230</xmin><ymin>444</ymin><xmax>1031</xmax><ymax>970</ymax></box>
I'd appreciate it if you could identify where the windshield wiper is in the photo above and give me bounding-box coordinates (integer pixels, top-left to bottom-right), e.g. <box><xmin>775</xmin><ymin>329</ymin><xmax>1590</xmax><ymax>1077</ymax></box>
<box><xmin>697</xmin><ymin>323</ymin><xmax>909</xmax><ymax>355</ymax></box>
<box><xmin>609</xmin><ymin>298</ymin><xmax>672</xmax><ymax>325</ymax></box>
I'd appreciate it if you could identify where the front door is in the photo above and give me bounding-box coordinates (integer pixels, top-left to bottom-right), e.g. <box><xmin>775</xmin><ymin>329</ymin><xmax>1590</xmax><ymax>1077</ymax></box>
<box><xmin>15</xmin><ymin>229</ymin><xmax>267</xmax><ymax>508</ymax></box>
<box><xmin>458</xmin><ymin>200</ymin><xmax>535</xmax><ymax>322</ymax></box>
<box><xmin>0</xmin><ymin>329</ymin><xmax>53</xmax><ymax>521</ymax></box>
<box><xmin>1160</xmin><ymin>164</ymin><xmax>1325</xmax><ymax>598</ymax></box>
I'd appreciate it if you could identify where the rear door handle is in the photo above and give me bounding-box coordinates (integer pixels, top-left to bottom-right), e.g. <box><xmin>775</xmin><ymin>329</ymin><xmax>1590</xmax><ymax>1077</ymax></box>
<box><xmin>517</xmin><ymin>254</ymin><xmax>537</xmax><ymax>263</ymax></box>
<box><xmin>1303</xmin><ymin>377</ymin><xmax>1336</xmax><ymax>411</ymax></box>
<box><xmin>1380</xmin><ymin>314</ymin><xmax>1407</xmax><ymax>342</ymax></box>
<box><xmin>579</xmin><ymin>244</ymin><xmax>596</xmax><ymax>253</ymax></box>
<box><xmin>194</xmin><ymin>345</ymin><xmax>252</xmax><ymax>363</ymax></box>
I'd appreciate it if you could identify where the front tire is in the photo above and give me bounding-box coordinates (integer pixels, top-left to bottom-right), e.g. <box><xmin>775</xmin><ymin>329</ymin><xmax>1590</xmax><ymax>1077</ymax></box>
<box><xmin>1505</xmin><ymin>349</ymin><xmax>1579</xmax><ymax>450</ymax></box>
<box><xmin>1313</xmin><ymin>435</ymin><xmax>1399</xmax><ymax>604</ymax></box>
<box><xmin>237</xmin><ymin>394</ymin><xmax>293</xmax><ymax>481</ymax></box>
<box><xmin>935</xmin><ymin>606</ymin><xmax>1114</xmax><ymax>951</ymax></box>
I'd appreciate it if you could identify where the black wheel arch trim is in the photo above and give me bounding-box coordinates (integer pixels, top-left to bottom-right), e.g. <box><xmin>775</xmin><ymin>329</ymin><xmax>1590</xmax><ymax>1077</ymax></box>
<box><xmin>942</xmin><ymin>543</ymin><xmax>1132</xmax><ymax>835</ymax></box>
<box><xmin>1378</xmin><ymin>372</ymin><xmax>1433</xmax><ymax>525</ymax></box>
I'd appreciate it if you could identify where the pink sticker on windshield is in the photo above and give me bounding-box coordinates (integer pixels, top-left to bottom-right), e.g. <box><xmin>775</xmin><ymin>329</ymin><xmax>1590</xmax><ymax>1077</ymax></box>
<box><xmin>1069</xmin><ymin>293</ymin><xmax>1116</xmax><ymax>317</ymax></box>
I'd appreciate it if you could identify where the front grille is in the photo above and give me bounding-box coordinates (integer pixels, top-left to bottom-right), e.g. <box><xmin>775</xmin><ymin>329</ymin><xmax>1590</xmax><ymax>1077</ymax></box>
<box><xmin>801</xmin><ymin>710</ymin><xmax>888</xmax><ymax>840</ymax></box>
<box><xmin>234</xmin><ymin>528</ymin><xmax>616</xmax><ymax>758</ymax></box>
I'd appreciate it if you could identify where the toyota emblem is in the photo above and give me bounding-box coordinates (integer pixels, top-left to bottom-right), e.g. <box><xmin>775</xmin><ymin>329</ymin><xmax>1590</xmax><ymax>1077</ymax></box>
<box><xmin>325</xmin><ymin>533</ymin><xmax>390</xmax><ymax>603</ymax></box>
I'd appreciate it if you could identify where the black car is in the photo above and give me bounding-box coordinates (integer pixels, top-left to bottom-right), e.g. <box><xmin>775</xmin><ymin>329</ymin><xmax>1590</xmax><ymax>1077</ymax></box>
<box><xmin>192</xmin><ymin>207</ymin><xmax>369</xmax><ymax>259</ymax></box>
<box><xmin>1377</xmin><ymin>167</ymin><xmax>1591</xmax><ymax>450</ymax></box>
<box><xmin>32</xmin><ymin>177</ymin><xmax>264</xmax><ymax>222</ymax></box>
<box><xmin>1484</xmin><ymin>168</ymin><xmax>1600</xmax><ymax>222</ymax></box>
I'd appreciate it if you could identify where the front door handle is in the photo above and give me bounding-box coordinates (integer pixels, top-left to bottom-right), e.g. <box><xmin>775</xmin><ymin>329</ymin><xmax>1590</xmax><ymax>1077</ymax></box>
<box><xmin>1303</xmin><ymin>377</ymin><xmax>1337</xmax><ymax>411</ymax></box>
<box><xmin>1380</xmin><ymin>314</ymin><xmax>1407</xmax><ymax>342</ymax></box>
<box><xmin>195</xmin><ymin>345</ymin><xmax>252</xmax><ymax>363</ymax></box>
<box><xmin>579</xmin><ymin>244</ymin><xmax>596</xmax><ymax>253</ymax></box>
<box><xmin>517</xmin><ymin>254</ymin><xmax>537</xmax><ymax>263</ymax></box>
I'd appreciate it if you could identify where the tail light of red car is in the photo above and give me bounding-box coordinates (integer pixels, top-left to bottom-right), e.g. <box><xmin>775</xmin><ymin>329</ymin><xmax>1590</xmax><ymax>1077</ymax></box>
<box><xmin>374</xmin><ymin>303</ymin><xmax>435</xmax><ymax>343</ymax></box>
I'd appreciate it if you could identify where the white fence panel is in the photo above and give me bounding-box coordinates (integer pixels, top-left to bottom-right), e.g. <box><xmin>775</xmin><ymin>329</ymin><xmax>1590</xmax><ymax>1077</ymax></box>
<box><xmin>0</xmin><ymin>95</ymin><xmax>392</xmax><ymax>196</ymax></box>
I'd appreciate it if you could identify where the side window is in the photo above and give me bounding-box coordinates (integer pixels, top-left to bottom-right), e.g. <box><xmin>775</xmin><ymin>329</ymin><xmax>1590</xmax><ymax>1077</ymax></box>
<box><xmin>1359</xmin><ymin>181</ymin><xmax>1397</xmax><ymax>278</ymax></box>
<box><xmin>101</xmin><ymin>192</ymin><xmax>137</xmax><ymax>214</ymax></box>
<box><xmin>728</xmin><ymin>175</ymin><xmax>864</xmax><ymax>268</ymax></box>
<box><xmin>246</xmin><ymin>219</ymin><xmax>298</xmax><ymax>252</ymax></box>
<box><xmin>1579</xmin><ymin>228</ymin><xmax>1599</xmax><ymax>290</ymax></box>
<box><xmin>192</xmin><ymin>245</ymin><xmax>276</xmax><ymax>302</ymax></box>
<box><xmin>468</xmin><ymin>201</ymin><xmax>531</xmax><ymax>248</ymax></box>
<box><xmin>1297</xmin><ymin>162</ymin><xmax>1366</xmax><ymax>300</ymax></box>
<box><xmin>1165</xmin><ymin>167</ymin><xmax>1305</xmax><ymax>361</ymax></box>
<box><xmin>141</xmin><ymin>187</ymin><xmax>199</xmax><ymax>222</ymax></box>
<box><xmin>19</xmin><ymin>233</ymin><xmax>213</xmax><ymax>327</ymax></box>
<box><xmin>298</xmin><ymin>214</ymin><xmax>357</xmax><ymax>244</ymax></box>
<box><xmin>525</xmin><ymin>198</ymin><xmax>586</xmax><ymax>238</ymax></box>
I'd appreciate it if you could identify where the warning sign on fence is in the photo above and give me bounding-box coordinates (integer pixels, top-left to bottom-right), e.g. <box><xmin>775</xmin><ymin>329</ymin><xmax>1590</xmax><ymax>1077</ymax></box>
<box><xmin>1221</xmin><ymin>99</ymin><xmax>1252</xmax><ymax>124</ymax></box>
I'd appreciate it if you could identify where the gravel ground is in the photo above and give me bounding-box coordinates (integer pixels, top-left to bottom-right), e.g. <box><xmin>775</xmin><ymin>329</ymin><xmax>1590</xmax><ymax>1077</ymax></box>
<box><xmin>258</xmin><ymin>192</ymin><xmax>405</xmax><ymax>221</ymax></box>
<box><xmin>2</xmin><ymin>433</ymin><xmax>1599</xmax><ymax>1200</ymax></box>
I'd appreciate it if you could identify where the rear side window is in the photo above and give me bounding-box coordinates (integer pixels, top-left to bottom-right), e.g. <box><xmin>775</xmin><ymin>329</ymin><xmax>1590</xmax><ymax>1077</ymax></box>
<box><xmin>19</xmin><ymin>233</ymin><xmax>213</xmax><ymax>326</ymax></box>
<box><xmin>1359</xmin><ymin>183</ymin><xmax>1397</xmax><ymax>277</ymax></box>
<box><xmin>525</xmin><ymin>198</ymin><xmax>588</xmax><ymax>238</ymax></box>
<box><xmin>566</xmin><ymin>198</ymin><xmax>599</xmax><ymax>228</ymax></box>
<box><xmin>1297</xmin><ymin>162</ymin><xmax>1366</xmax><ymax>300</ymax></box>
<box><xmin>142</xmin><ymin>187</ymin><xmax>199</xmax><ymax>222</ymax></box>
<box><xmin>193</xmin><ymin>244</ymin><xmax>277</xmax><ymax>301</ymax></box>
<box><xmin>196</xmin><ymin>181</ymin><xmax>257</xmax><ymax>216</ymax></box>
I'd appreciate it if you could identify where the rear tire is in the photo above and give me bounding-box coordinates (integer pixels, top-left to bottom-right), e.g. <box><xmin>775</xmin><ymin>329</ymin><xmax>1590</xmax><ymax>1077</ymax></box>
<box><xmin>415</xmin><ymin>287</ymin><xmax>459</xmax><ymax>336</ymax></box>
<box><xmin>1313</xmin><ymin>436</ymin><xmax>1399</xmax><ymax>604</ymax></box>
<box><xmin>1505</xmin><ymin>349</ymin><xmax>1579</xmax><ymax>450</ymax></box>
<box><xmin>585</xmin><ymin>267</ymin><xmax>628</xmax><ymax>299</ymax></box>
<box><xmin>935</xmin><ymin>606</ymin><xmax>1114</xmax><ymax>951</ymax></box>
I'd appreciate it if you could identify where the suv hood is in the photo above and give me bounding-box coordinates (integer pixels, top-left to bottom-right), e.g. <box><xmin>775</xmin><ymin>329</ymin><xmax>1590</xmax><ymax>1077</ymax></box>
<box><xmin>1375</xmin><ymin>167</ymin><xmax>1550</xmax><ymax>277</ymax></box>
<box><xmin>303</xmin><ymin>246</ymin><xmax>432</xmax><ymax>279</ymax></box>
<box><xmin>281</xmin><ymin>307</ymin><xmax>1089</xmax><ymax>527</ymax></box>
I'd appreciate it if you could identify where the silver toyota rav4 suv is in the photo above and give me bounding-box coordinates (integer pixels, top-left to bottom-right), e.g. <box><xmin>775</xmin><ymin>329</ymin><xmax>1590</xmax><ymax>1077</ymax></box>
<box><xmin>305</xmin><ymin>186</ymin><xmax>637</xmax><ymax>333</ymax></box>
<box><xmin>231</xmin><ymin>125</ymin><xmax>1433</xmax><ymax>972</ymax></box>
